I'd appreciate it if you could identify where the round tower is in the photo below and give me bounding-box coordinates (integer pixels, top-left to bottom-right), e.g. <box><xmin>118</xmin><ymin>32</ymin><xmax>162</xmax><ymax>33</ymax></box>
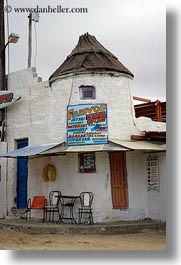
<box><xmin>48</xmin><ymin>33</ymin><xmax>140</xmax><ymax>141</ymax></box>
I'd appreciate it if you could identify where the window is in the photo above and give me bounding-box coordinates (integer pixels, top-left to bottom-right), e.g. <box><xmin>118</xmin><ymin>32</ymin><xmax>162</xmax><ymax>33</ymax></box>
<box><xmin>79</xmin><ymin>86</ymin><xmax>95</xmax><ymax>100</ymax></box>
<box><xmin>147</xmin><ymin>156</ymin><xmax>160</xmax><ymax>191</ymax></box>
<box><xmin>79</xmin><ymin>153</ymin><xmax>96</xmax><ymax>173</ymax></box>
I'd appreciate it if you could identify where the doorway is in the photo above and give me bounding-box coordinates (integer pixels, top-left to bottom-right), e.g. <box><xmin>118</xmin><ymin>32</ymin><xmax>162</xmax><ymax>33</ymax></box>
<box><xmin>16</xmin><ymin>139</ymin><xmax>28</xmax><ymax>208</ymax></box>
<box><xmin>109</xmin><ymin>152</ymin><xmax>128</xmax><ymax>209</ymax></box>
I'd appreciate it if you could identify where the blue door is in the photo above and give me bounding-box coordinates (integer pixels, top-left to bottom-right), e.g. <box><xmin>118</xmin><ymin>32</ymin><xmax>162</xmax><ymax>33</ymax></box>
<box><xmin>16</xmin><ymin>139</ymin><xmax>28</xmax><ymax>208</ymax></box>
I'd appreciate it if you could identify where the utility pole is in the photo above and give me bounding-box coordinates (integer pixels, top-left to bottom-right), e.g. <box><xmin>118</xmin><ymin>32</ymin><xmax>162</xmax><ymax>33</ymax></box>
<box><xmin>28</xmin><ymin>13</ymin><xmax>32</xmax><ymax>68</ymax></box>
<box><xmin>0</xmin><ymin>0</ymin><xmax>6</xmax><ymax>140</ymax></box>
<box><xmin>0</xmin><ymin>0</ymin><xmax>5</xmax><ymax>91</ymax></box>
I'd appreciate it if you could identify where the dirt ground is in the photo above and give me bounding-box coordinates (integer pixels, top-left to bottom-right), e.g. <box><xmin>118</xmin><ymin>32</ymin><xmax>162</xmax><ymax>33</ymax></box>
<box><xmin>0</xmin><ymin>229</ymin><xmax>166</xmax><ymax>250</ymax></box>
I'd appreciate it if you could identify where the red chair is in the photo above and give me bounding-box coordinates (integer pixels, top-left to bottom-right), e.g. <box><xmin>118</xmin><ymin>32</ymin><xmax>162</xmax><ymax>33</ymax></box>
<box><xmin>26</xmin><ymin>196</ymin><xmax>46</xmax><ymax>222</ymax></box>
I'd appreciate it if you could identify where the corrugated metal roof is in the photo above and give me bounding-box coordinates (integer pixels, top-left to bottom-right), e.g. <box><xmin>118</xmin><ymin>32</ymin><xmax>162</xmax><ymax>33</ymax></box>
<box><xmin>65</xmin><ymin>142</ymin><xmax>129</xmax><ymax>153</ymax></box>
<box><xmin>49</xmin><ymin>33</ymin><xmax>134</xmax><ymax>83</ymax></box>
<box><xmin>0</xmin><ymin>139</ymin><xmax>166</xmax><ymax>158</ymax></box>
<box><xmin>0</xmin><ymin>141</ymin><xmax>129</xmax><ymax>158</ymax></box>
<box><xmin>0</xmin><ymin>142</ymin><xmax>65</xmax><ymax>158</ymax></box>
<box><xmin>110</xmin><ymin>139</ymin><xmax>166</xmax><ymax>151</ymax></box>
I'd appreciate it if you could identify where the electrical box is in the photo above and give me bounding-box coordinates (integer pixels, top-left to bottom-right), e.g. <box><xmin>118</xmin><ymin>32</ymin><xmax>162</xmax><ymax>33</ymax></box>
<box><xmin>32</xmin><ymin>12</ymin><xmax>39</xmax><ymax>22</ymax></box>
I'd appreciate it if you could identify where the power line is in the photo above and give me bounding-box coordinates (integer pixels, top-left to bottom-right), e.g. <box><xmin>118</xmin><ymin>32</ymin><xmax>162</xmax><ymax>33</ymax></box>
<box><xmin>34</xmin><ymin>21</ymin><xmax>37</xmax><ymax>67</ymax></box>
<box><xmin>5</xmin><ymin>0</ymin><xmax>10</xmax><ymax>80</ymax></box>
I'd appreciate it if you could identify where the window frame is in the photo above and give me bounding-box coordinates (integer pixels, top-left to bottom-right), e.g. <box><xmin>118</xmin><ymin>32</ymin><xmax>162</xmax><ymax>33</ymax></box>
<box><xmin>79</xmin><ymin>152</ymin><xmax>96</xmax><ymax>173</ymax></box>
<box><xmin>79</xmin><ymin>86</ymin><xmax>96</xmax><ymax>100</ymax></box>
<box><xmin>147</xmin><ymin>155</ymin><xmax>160</xmax><ymax>191</ymax></box>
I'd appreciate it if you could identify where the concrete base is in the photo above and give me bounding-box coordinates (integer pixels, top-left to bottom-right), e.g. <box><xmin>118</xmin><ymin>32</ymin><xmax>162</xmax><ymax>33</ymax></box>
<box><xmin>0</xmin><ymin>218</ymin><xmax>166</xmax><ymax>235</ymax></box>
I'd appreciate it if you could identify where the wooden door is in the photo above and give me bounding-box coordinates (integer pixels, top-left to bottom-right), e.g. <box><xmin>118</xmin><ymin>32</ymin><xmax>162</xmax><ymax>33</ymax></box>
<box><xmin>109</xmin><ymin>152</ymin><xmax>128</xmax><ymax>209</ymax></box>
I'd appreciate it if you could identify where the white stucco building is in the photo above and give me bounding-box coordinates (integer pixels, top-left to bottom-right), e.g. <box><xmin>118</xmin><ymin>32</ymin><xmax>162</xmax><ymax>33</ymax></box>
<box><xmin>0</xmin><ymin>33</ymin><xmax>166</xmax><ymax>222</ymax></box>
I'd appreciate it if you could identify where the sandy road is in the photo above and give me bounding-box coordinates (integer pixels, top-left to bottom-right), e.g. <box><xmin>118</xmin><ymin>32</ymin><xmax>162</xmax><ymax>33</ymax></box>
<box><xmin>0</xmin><ymin>229</ymin><xmax>166</xmax><ymax>250</ymax></box>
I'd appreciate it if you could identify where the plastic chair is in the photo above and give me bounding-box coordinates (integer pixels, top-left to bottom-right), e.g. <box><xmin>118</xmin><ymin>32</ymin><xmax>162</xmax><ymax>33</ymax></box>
<box><xmin>78</xmin><ymin>192</ymin><xmax>94</xmax><ymax>224</ymax></box>
<box><xmin>26</xmin><ymin>196</ymin><xmax>46</xmax><ymax>222</ymax></box>
<box><xmin>44</xmin><ymin>191</ymin><xmax>61</xmax><ymax>222</ymax></box>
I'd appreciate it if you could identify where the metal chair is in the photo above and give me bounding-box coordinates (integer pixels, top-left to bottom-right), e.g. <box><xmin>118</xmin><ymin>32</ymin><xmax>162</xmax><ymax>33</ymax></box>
<box><xmin>78</xmin><ymin>192</ymin><xmax>94</xmax><ymax>224</ymax></box>
<box><xmin>26</xmin><ymin>196</ymin><xmax>46</xmax><ymax>222</ymax></box>
<box><xmin>44</xmin><ymin>191</ymin><xmax>61</xmax><ymax>222</ymax></box>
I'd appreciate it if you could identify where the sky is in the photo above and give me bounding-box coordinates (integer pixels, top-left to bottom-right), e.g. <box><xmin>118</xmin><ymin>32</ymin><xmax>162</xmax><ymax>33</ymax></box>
<box><xmin>4</xmin><ymin>0</ymin><xmax>166</xmax><ymax>101</ymax></box>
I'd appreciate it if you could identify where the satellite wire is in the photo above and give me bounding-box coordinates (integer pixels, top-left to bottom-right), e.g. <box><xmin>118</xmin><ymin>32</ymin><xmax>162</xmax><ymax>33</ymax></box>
<box><xmin>34</xmin><ymin>21</ymin><xmax>38</xmax><ymax>67</ymax></box>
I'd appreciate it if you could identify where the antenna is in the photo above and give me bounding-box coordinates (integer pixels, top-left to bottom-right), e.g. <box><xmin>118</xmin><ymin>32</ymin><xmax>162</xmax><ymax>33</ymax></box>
<box><xmin>27</xmin><ymin>12</ymin><xmax>39</xmax><ymax>68</ymax></box>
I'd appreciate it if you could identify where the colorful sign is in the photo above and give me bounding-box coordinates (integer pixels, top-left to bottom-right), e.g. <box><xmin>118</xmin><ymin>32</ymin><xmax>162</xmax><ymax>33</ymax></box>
<box><xmin>67</xmin><ymin>104</ymin><xmax>108</xmax><ymax>146</ymax></box>
<box><xmin>0</xmin><ymin>91</ymin><xmax>21</xmax><ymax>109</ymax></box>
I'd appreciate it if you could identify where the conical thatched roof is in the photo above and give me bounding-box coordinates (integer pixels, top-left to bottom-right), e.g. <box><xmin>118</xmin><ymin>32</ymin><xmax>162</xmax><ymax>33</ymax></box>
<box><xmin>49</xmin><ymin>33</ymin><xmax>134</xmax><ymax>82</ymax></box>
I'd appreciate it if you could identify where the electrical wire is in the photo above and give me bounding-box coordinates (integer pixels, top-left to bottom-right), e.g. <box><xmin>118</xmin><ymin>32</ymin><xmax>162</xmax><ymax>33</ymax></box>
<box><xmin>34</xmin><ymin>21</ymin><xmax>37</xmax><ymax>67</ymax></box>
<box><xmin>4</xmin><ymin>0</ymin><xmax>11</xmax><ymax>142</ymax></box>
<box><xmin>127</xmin><ymin>77</ymin><xmax>144</xmax><ymax>134</ymax></box>
<box><xmin>68</xmin><ymin>76</ymin><xmax>75</xmax><ymax>106</ymax></box>
<box><xmin>5</xmin><ymin>0</ymin><xmax>10</xmax><ymax>87</ymax></box>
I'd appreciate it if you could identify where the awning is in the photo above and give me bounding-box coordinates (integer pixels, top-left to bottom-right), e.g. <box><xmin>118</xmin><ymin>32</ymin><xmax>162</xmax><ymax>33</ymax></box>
<box><xmin>0</xmin><ymin>141</ymin><xmax>129</xmax><ymax>158</ymax></box>
<box><xmin>0</xmin><ymin>142</ymin><xmax>66</xmax><ymax>158</ymax></box>
<box><xmin>65</xmin><ymin>142</ymin><xmax>129</xmax><ymax>153</ymax></box>
<box><xmin>0</xmin><ymin>138</ymin><xmax>166</xmax><ymax>158</ymax></box>
<box><xmin>110</xmin><ymin>139</ymin><xmax>166</xmax><ymax>151</ymax></box>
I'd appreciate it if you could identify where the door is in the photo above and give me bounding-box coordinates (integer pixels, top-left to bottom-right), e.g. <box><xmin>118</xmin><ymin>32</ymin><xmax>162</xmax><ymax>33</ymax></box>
<box><xmin>16</xmin><ymin>139</ymin><xmax>28</xmax><ymax>208</ymax></box>
<box><xmin>109</xmin><ymin>152</ymin><xmax>128</xmax><ymax>209</ymax></box>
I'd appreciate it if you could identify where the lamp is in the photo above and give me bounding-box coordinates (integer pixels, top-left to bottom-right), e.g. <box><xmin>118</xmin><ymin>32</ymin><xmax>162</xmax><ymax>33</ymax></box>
<box><xmin>8</xmin><ymin>33</ymin><xmax>19</xmax><ymax>44</ymax></box>
<box><xmin>3</xmin><ymin>33</ymin><xmax>20</xmax><ymax>50</ymax></box>
<box><xmin>0</xmin><ymin>32</ymin><xmax>19</xmax><ymax>122</ymax></box>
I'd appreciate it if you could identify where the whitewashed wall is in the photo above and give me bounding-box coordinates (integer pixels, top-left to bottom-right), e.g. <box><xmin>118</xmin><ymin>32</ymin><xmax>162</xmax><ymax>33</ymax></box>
<box><xmin>146</xmin><ymin>153</ymin><xmax>166</xmax><ymax>221</ymax></box>
<box><xmin>0</xmin><ymin>143</ymin><xmax>7</xmax><ymax>218</ymax></box>
<box><xmin>50</xmin><ymin>73</ymin><xmax>141</xmax><ymax>140</ymax></box>
<box><xmin>121</xmin><ymin>151</ymin><xmax>166</xmax><ymax>221</ymax></box>
<box><xmin>7</xmin><ymin>69</ymin><xmax>141</xmax><ymax>146</ymax></box>
<box><xmin>5</xmin><ymin>68</ymin><xmax>166</xmax><ymax>222</ymax></box>
<box><xmin>27</xmin><ymin>151</ymin><xmax>166</xmax><ymax>222</ymax></box>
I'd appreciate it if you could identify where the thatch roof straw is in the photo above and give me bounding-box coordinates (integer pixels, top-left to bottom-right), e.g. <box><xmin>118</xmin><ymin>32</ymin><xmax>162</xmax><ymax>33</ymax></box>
<box><xmin>49</xmin><ymin>33</ymin><xmax>134</xmax><ymax>83</ymax></box>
